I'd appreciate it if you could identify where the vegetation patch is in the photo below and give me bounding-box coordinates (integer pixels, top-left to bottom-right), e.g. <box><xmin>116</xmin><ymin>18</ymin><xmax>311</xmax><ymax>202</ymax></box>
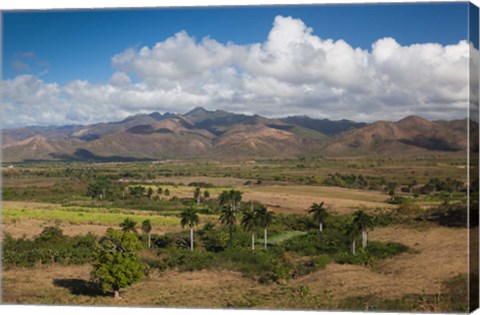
<box><xmin>338</xmin><ymin>274</ymin><xmax>469</xmax><ymax>312</ymax></box>
<box><xmin>2</xmin><ymin>226</ymin><xmax>96</xmax><ymax>268</ymax></box>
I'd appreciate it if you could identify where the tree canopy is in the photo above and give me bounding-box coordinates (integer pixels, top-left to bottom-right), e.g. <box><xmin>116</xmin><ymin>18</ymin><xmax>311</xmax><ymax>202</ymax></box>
<box><xmin>91</xmin><ymin>228</ymin><xmax>144</xmax><ymax>298</ymax></box>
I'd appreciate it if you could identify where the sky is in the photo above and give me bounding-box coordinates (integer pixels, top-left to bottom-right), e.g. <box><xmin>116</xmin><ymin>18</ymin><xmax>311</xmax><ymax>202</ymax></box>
<box><xmin>1</xmin><ymin>2</ymin><xmax>477</xmax><ymax>127</ymax></box>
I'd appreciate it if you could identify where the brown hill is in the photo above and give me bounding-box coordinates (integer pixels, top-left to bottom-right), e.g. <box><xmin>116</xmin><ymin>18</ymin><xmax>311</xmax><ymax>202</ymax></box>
<box><xmin>1</xmin><ymin>110</ymin><xmax>469</xmax><ymax>162</ymax></box>
<box><xmin>322</xmin><ymin>115</ymin><xmax>467</xmax><ymax>156</ymax></box>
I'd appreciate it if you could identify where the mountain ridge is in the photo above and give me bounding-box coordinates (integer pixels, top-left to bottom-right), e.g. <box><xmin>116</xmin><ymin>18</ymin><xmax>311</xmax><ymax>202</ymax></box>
<box><xmin>2</xmin><ymin>109</ymin><xmax>470</xmax><ymax>162</ymax></box>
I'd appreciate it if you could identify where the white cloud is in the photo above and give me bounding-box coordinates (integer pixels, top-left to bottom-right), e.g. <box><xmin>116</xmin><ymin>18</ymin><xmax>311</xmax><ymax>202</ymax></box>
<box><xmin>2</xmin><ymin>15</ymin><xmax>473</xmax><ymax>128</ymax></box>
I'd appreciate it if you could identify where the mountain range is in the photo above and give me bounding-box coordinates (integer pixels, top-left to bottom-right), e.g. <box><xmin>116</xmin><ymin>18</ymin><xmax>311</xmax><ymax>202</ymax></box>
<box><xmin>1</xmin><ymin>107</ymin><xmax>472</xmax><ymax>162</ymax></box>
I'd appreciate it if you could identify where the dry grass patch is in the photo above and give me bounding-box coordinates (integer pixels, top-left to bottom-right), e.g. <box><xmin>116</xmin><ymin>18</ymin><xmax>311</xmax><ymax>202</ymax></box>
<box><xmin>2</xmin><ymin>264</ymin><xmax>266</xmax><ymax>308</ymax></box>
<box><xmin>244</xmin><ymin>185</ymin><xmax>393</xmax><ymax>214</ymax></box>
<box><xmin>370</xmin><ymin>225</ymin><xmax>468</xmax><ymax>292</ymax></box>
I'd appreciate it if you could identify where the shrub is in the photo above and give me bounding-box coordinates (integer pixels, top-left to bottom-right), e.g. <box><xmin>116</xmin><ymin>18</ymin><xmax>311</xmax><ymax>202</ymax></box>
<box><xmin>366</xmin><ymin>241</ymin><xmax>408</xmax><ymax>259</ymax></box>
<box><xmin>291</xmin><ymin>254</ymin><xmax>332</xmax><ymax>278</ymax></box>
<box><xmin>153</xmin><ymin>234</ymin><xmax>174</xmax><ymax>248</ymax></box>
<box><xmin>35</xmin><ymin>226</ymin><xmax>65</xmax><ymax>243</ymax></box>
<box><xmin>2</xmin><ymin>231</ymin><xmax>97</xmax><ymax>268</ymax></box>
<box><xmin>282</xmin><ymin>232</ymin><xmax>320</xmax><ymax>256</ymax></box>
<box><xmin>334</xmin><ymin>242</ymin><xmax>408</xmax><ymax>267</ymax></box>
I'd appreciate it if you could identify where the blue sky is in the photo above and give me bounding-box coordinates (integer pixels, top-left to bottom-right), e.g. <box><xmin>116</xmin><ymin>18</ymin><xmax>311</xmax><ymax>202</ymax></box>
<box><xmin>1</xmin><ymin>2</ymin><xmax>475</xmax><ymax>127</ymax></box>
<box><xmin>3</xmin><ymin>3</ymin><xmax>469</xmax><ymax>84</ymax></box>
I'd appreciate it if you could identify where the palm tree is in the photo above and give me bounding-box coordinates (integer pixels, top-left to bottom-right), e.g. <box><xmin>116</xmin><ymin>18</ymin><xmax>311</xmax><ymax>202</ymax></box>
<box><xmin>120</xmin><ymin>218</ymin><xmax>137</xmax><ymax>233</ymax></box>
<box><xmin>219</xmin><ymin>205</ymin><xmax>237</xmax><ymax>246</ymax></box>
<box><xmin>218</xmin><ymin>190</ymin><xmax>231</xmax><ymax>207</ymax></box>
<box><xmin>241</xmin><ymin>205</ymin><xmax>258</xmax><ymax>252</ymax></box>
<box><xmin>352</xmin><ymin>209</ymin><xmax>373</xmax><ymax>248</ymax></box>
<box><xmin>141</xmin><ymin>219</ymin><xmax>152</xmax><ymax>248</ymax></box>
<box><xmin>218</xmin><ymin>189</ymin><xmax>243</xmax><ymax>212</ymax></box>
<box><xmin>193</xmin><ymin>187</ymin><xmax>201</xmax><ymax>205</ymax></box>
<box><xmin>308</xmin><ymin>202</ymin><xmax>328</xmax><ymax>237</ymax></box>
<box><xmin>256</xmin><ymin>205</ymin><xmax>274</xmax><ymax>250</ymax></box>
<box><xmin>180</xmin><ymin>207</ymin><xmax>200</xmax><ymax>251</ymax></box>
<box><xmin>344</xmin><ymin>221</ymin><xmax>359</xmax><ymax>255</ymax></box>
<box><xmin>230</xmin><ymin>190</ymin><xmax>242</xmax><ymax>211</ymax></box>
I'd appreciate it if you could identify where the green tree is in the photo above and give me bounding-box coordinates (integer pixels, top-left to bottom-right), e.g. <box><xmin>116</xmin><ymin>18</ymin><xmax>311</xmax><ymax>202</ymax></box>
<box><xmin>308</xmin><ymin>202</ymin><xmax>328</xmax><ymax>240</ymax></box>
<box><xmin>387</xmin><ymin>182</ymin><xmax>397</xmax><ymax>202</ymax></box>
<box><xmin>91</xmin><ymin>228</ymin><xmax>144</xmax><ymax>299</ymax></box>
<box><xmin>219</xmin><ymin>205</ymin><xmax>237</xmax><ymax>246</ymax></box>
<box><xmin>180</xmin><ymin>207</ymin><xmax>200</xmax><ymax>251</ymax></box>
<box><xmin>256</xmin><ymin>204</ymin><xmax>274</xmax><ymax>250</ymax></box>
<box><xmin>352</xmin><ymin>210</ymin><xmax>373</xmax><ymax>248</ymax></box>
<box><xmin>141</xmin><ymin>219</ymin><xmax>152</xmax><ymax>248</ymax></box>
<box><xmin>86</xmin><ymin>176</ymin><xmax>112</xmax><ymax>200</ymax></box>
<box><xmin>129</xmin><ymin>185</ymin><xmax>145</xmax><ymax>198</ymax></box>
<box><xmin>203</xmin><ymin>190</ymin><xmax>210</xmax><ymax>199</ymax></box>
<box><xmin>407</xmin><ymin>177</ymin><xmax>417</xmax><ymax>193</ymax></box>
<box><xmin>193</xmin><ymin>186</ymin><xmax>201</xmax><ymax>205</ymax></box>
<box><xmin>219</xmin><ymin>189</ymin><xmax>243</xmax><ymax>212</ymax></box>
<box><xmin>147</xmin><ymin>187</ymin><xmax>154</xmax><ymax>200</ymax></box>
<box><xmin>344</xmin><ymin>221</ymin><xmax>359</xmax><ymax>255</ymax></box>
<box><xmin>86</xmin><ymin>182</ymin><xmax>101</xmax><ymax>200</ymax></box>
<box><xmin>164</xmin><ymin>188</ymin><xmax>170</xmax><ymax>199</ymax></box>
<box><xmin>120</xmin><ymin>218</ymin><xmax>137</xmax><ymax>234</ymax></box>
<box><xmin>241</xmin><ymin>204</ymin><xmax>258</xmax><ymax>252</ymax></box>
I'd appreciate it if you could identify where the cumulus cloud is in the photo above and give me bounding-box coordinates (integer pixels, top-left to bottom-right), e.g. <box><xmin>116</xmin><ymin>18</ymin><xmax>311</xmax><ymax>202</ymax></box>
<box><xmin>2</xmin><ymin>16</ymin><xmax>473</xmax><ymax>128</ymax></box>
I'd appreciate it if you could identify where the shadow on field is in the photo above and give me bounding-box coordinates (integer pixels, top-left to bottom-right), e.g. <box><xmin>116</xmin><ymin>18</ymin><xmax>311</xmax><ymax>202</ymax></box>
<box><xmin>53</xmin><ymin>278</ymin><xmax>108</xmax><ymax>297</ymax></box>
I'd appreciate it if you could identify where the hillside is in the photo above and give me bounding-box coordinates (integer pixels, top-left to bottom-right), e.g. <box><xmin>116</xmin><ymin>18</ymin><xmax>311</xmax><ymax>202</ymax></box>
<box><xmin>1</xmin><ymin>109</ymin><xmax>469</xmax><ymax>162</ymax></box>
<box><xmin>321</xmin><ymin>115</ymin><xmax>469</xmax><ymax>156</ymax></box>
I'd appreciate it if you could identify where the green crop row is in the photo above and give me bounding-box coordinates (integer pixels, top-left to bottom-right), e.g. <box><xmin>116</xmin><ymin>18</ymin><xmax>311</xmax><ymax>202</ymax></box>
<box><xmin>3</xmin><ymin>206</ymin><xmax>216</xmax><ymax>226</ymax></box>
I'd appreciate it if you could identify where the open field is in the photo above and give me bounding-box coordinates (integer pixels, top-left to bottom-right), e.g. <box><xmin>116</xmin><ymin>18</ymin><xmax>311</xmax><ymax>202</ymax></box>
<box><xmin>244</xmin><ymin>185</ymin><xmax>394</xmax><ymax>214</ymax></box>
<box><xmin>124</xmin><ymin>182</ymin><xmax>395</xmax><ymax>214</ymax></box>
<box><xmin>370</xmin><ymin>225</ymin><xmax>468</xmax><ymax>288</ymax></box>
<box><xmin>1</xmin><ymin>157</ymin><xmax>473</xmax><ymax>311</ymax></box>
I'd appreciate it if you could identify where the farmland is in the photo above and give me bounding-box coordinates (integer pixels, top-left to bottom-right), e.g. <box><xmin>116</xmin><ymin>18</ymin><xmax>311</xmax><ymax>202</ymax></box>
<box><xmin>0</xmin><ymin>156</ymin><xmax>474</xmax><ymax>312</ymax></box>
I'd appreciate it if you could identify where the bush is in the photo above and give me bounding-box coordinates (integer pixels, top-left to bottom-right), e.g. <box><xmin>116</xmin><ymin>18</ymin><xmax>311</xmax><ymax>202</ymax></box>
<box><xmin>431</xmin><ymin>203</ymin><xmax>473</xmax><ymax>227</ymax></box>
<box><xmin>153</xmin><ymin>234</ymin><xmax>174</xmax><ymax>248</ymax></box>
<box><xmin>188</xmin><ymin>182</ymin><xmax>215</xmax><ymax>188</ymax></box>
<box><xmin>2</xmin><ymin>230</ymin><xmax>97</xmax><ymax>267</ymax></box>
<box><xmin>291</xmin><ymin>254</ymin><xmax>331</xmax><ymax>278</ymax></box>
<box><xmin>275</xmin><ymin>214</ymin><xmax>315</xmax><ymax>233</ymax></box>
<box><xmin>201</xmin><ymin>227</ymin><xmax>228</xmax><ymax>252</ymax></box>
<box><xmin>36</xmin><ymin>226</ymin><xmax>65</xmax><ymax>243</ymax></box>
<box><xmin>281</xmin><ymin>232</ymin><xmax>320</xmax><ymax>256</ymax></box>
<box><xmin>334</xmin><ymin>242</ymin><xmax>408</xmax><ymax>267</ymax></box>
<box><xmin>366</xmin><ymin>241</ymin><xmax>408</xmax><ymax>259</ymax></box>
